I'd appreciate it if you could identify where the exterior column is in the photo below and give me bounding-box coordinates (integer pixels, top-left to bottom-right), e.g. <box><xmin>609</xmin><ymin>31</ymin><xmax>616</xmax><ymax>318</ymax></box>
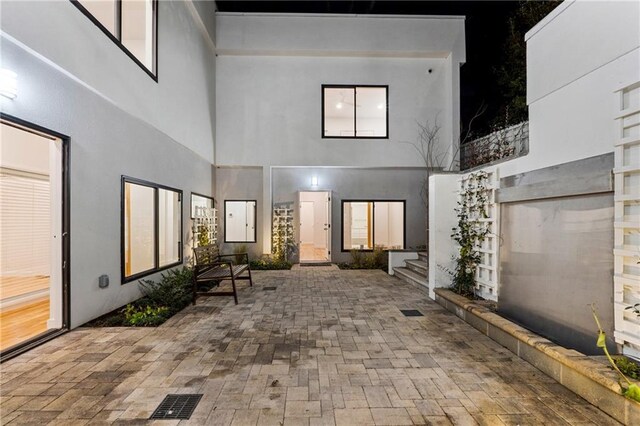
<box><xmin>262</xmin><ymin>165</ymin><xmax>272</xmax><ymax>255</ymax></box>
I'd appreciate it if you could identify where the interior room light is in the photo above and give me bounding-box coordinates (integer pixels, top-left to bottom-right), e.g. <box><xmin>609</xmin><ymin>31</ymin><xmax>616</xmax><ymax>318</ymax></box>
<box><xmin>377</xmin><ymin>103</ymin><xmax>385</xmax><ymax>109</ymax></box>
<box><xmin>311</xmin><ymin>176</ymin><xmax>318</xmax><ymax>187</ymax></box>
<box><xmin>336</xmin><ymin>102</ymin><xmax>343</xmax><ymax>109</ymax></box>
<box><xmin>0</xmin><ymin>69</ymin><xmax>18</xmax><ymax>100</ymax></box>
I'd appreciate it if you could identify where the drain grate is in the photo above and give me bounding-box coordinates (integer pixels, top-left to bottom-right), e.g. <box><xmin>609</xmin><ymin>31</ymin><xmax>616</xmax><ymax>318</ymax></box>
<box><xmin>400</xmin><ymin>309</ymin><xmax>424</xmax><ymax>317</ymax></box>
<box><xmin>150</xmin><ymin>394</ymin><xmax>202</xmax><ymax>420</ymax></box>
<box><xmin>263</xmin><ymin>286</ymin><xmax>277</xmax><ymax>291</ymax></box>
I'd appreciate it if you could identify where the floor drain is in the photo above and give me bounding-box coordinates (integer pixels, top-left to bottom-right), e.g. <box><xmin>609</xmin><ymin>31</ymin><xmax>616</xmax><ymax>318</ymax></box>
<box><xmin>263</xmin><ymin>286</ymin><xmax>277</xmax><ymax>291</ymax></box>
<box><xmin>400</xmin><ymin>309</ymin><xmax>424</xmax><ymax>317</ymax></box>
<box><xmin>150</xmin><ymin>394</ymin><xmax>202</xmax><ymax>420</ymax></box>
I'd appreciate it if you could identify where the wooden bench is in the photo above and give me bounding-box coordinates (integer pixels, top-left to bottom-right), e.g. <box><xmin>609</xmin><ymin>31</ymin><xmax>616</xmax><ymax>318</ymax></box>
<box><xmin>193</xmin><ymin>245</ymin><xmax>253</xmax><ymax>305</ymax></box>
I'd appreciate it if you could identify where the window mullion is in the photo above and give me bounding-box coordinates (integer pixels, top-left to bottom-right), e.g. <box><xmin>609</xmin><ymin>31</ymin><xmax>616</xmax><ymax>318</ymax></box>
<box><xmin>353</xmin><ymin>87</ymin><xmax>357</xmax><ymax>138</ymax></box>
<box><xmin>154</xmin><ymin>187</ymin><xmax>159</xmax><ymax>270</ymax></box>
<box><xmin>372</xmin><ymin>201</ymin><xmax>375</xmax><ymax>249</ymax></box>
<box><xmin>115</xmin><ymin>0</ymin><xmax>123</xmax><ymax>41</ymax></box>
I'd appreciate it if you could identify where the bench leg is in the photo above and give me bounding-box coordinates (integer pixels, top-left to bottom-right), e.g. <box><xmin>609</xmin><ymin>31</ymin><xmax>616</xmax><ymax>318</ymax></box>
<box><xmin>231</xmin><ymin>276</ymin><xmax>238</xmax><ymax>305</ymax></box>
<box><xmin>248</xmin><ymin>267</ymin><xmax>253</xmax><ymax>287</ymax></box>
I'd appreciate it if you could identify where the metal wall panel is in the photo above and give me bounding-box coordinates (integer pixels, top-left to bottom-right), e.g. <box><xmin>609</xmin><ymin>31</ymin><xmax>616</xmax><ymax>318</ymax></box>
<box><xmin>499</xmin><ymin>193</ymin><xmax>615</xmax><ymax>354</ymax></box>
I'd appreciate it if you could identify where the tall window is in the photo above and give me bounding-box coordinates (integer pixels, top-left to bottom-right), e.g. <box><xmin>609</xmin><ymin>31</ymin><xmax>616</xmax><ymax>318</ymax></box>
<box><xmin>73</xmin><ymin>0</ymin><xmax>157</xmax><ymax>78</ymax></box>
<box><xmin>322</xmin><ymin>85</ymin><xmax>388</xmax><ymax>138</ymax></box>
<box><xmin>342</xmin><ymin>201</ymin><xmax>404</xmax><ymax>250</ymax></box>
<box><xmin>122</xmin><ymin>177</ymin><xmax>182</xmax><ymax>282</ymax></box>
<box><xmin>224</xmin><ymin>201</ymin><xmax>256</xmax><ymax>243</ymax></box>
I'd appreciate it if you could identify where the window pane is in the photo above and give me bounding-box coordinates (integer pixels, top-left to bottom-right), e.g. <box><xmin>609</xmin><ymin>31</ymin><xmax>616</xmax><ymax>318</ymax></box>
<box><xmin>225</xmin><ymin>201</ymin><xmax>256</xmax><ymax>242</ymax></box>
<box><xmin>191</xmin><ymin>194</ymin><xmax>213</xmax><ymax>218</ymax></box>
<box><xmin>79</xmin><ymin>0</ymin><xmax>117</xmax><ymax>35</ymax></box>
<box><xmin>374</xmin><ymin>202</ymin><xmax>404</xmax><ymax>249</ymax></box>
<box><xmin>343</xmin><ymin>202</ymin><xmax>373</xmax><ymax>250</ymax></box>
<box><xmin>159</xmin><ymin>189</ymin><xmax>181</xmax><ymax>267</ymax></box>
<box><xmin>124</xmin><ymin>182</ymin><xmax>155</xmax><ymax>277</ymax></box>
<box><xmin>356</xmin><ymin>87</ymin><xmax>387</xmax><ymax>137</ymax></box>
<box><xmin>122</xmin><ymin>0</ymin><xmax>154</xmax><ymax>70</ymax></box>
<box><xmin>324</xmin><ymin>88</ymin><xmax>355</xmax><ymax>137</ymax></box>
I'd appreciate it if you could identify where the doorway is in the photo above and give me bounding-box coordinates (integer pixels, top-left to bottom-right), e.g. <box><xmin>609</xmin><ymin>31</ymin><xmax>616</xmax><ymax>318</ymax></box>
<box><xmin>0</xmin><ymin>116</ymin><xmax>69</xmax><ymax>360</ymax></box>
<box><xmin>298</xmin><ymin>191</ymin><xmax>331</xmax><ymax>263</ymax></box>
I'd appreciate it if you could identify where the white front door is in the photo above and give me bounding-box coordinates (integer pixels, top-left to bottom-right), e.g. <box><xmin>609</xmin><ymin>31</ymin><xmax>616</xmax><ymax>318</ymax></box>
<box><xmin>298</xmin><ymin>191</ymin><xmax>331</xmax><ymax>263</ymax></box>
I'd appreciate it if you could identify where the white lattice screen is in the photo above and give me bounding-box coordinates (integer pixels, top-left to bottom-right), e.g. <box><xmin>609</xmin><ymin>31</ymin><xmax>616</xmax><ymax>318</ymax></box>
<box><xmin>459</xmin><ymin>167</ymin><xmax>500</xmax><ymax>301</ymax></box>
<box><xmin>613</xmin><ymin>81</ymin><xmax>640</xmax><ymax>354</ymax></box>
<box><xmin>192</xmin><ymin>206</ymin><xmax>218</xmax><ymax>248</ymax></box>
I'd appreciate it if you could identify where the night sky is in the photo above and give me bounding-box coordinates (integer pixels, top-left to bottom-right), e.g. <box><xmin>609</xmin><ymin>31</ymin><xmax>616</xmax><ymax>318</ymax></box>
<box><xmin>215</xmin><ymin>1</ymin><xmax>523</xmax><ymax>136</ymax></box>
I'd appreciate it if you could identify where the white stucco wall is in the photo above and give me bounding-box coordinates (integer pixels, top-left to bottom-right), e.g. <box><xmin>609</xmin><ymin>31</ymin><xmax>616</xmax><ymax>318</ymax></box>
<box><xmin>215</xmin><ymin>13</ymin><xmax>465</xmax><ymax>168</ymax></box>
<box><xmin>0</xmin><ymin>1</ymin><xmax>218</xmax><ymax>328</ymax></box>
<box><xmin>499</xmin><ymin>0</ymin><xmax>640</xmax><ymax>178</ymax></box>
<box><xmin>428</xmin><ymin>0</ymin><xmax>640</xmax><ymax>299</ymax></box>
<box><xmin>427</xmin><ymin>174</ymin><xmax>458</xmax><ymax>298</ymax></box>
<box><xmin>1</xmin><ymin>0</ymin><xmax>217</xmax><ymax>163</ymax></box>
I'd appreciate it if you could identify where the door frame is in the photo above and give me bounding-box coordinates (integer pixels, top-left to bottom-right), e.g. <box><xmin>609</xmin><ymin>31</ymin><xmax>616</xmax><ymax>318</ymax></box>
<box><xmin>0</xmin><ymin>113</ymin><xmax>71</xmax><ymax>362</ymax></box>
<box><xmin>297</xmin><ymin>190</ymin><xmax>332</xmax><ymax>264</ymax></box>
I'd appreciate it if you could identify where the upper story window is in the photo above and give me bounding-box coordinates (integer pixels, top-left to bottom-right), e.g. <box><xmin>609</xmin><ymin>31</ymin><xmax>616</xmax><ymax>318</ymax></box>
<box><xmin>322</xmin><ymin>85</ymin><xmax>388</xmax><ymax>139</ymax></box>
<box><xmin>72</xmin><ymin>0</ymin><xmax>157</xmax><ymax>79</ymax></box>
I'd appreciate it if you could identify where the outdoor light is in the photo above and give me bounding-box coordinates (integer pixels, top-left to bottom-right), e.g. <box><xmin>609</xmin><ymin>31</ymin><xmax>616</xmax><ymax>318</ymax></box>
<box><xmin>0</xmin><ymin>69</ymin><xmax>18</xmax><ymax>99</ymax></box>
<box><xmin>311</xmin><ymin>176</ymin><xmax>318</xmax><ymax>187</ymax></box>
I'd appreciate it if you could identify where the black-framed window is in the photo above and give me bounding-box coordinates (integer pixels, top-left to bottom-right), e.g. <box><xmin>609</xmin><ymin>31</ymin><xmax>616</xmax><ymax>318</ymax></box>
<box><xmin>322</xmin><ymin>85</ymin><xmax>388</xmax><ymax>139</ymax></box>
<box><xmin>224</xmin><ymin>200</ymin><xmax>256</xmax><ymax>243</ymax></box>
<box><xmin>121</xmin><ymin>177</ymin><xmax>182</xmax><ymax>283</ymax></box>
<box><xmin>191</xmin><ymin>192</ymin><xmax>215</xmax><ymax>219</ymax></box>
<box><xmin>71</xmin><ymin>0</ymin><xmax>158</xmax><ymax>80</ymax></box>
<box><xmin>342</xmin><ymin>200</ymin><xmax>405</xmax><ymax>251</ymax></box>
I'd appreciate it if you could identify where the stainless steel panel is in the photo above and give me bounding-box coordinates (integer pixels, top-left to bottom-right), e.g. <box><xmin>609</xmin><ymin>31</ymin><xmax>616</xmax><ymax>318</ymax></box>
<box><xmin>499</xmin><ymin>193</ymin><xmax>615</xmax><ymax>355</ymax></box>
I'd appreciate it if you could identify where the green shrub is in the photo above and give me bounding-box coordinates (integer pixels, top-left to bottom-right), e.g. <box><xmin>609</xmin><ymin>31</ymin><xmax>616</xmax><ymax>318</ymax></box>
<box><xmin>615</xmin><ymin>356</ymin><xmax>640</xmax><ymax>380</ymax></box>
<box><xmin>250</xmin><ymin>256</ymin><xmax>293</xmax><ymax>270</ymax></box>
<box><xmin>338</xmin><ymin>247</ymin><xmax>387</xmax><ymax>270</ymax></box>
<box><xmin>123</xmin><ymin>304</ymin><xmax>170</xmax><ymax>327</ymax></box>
<box><xmin>138</xmin><ymin>267</ymin><xmax>193</xmax><ymax>315</ymax></box>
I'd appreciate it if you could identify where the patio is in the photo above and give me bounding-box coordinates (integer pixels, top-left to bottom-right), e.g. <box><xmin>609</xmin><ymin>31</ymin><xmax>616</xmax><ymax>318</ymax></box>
<box><xmin>0</xmin><ymin>269</ymin><xmax>619</xmax><ymax>425</ymax></box>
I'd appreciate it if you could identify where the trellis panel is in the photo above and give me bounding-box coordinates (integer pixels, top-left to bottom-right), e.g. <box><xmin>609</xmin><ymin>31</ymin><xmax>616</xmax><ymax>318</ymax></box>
<box><xmin>459</xmin><ymin>166</ymin><xmax>499</xmax><ymax>301</ymax></box>
<box><xmin>613</xmin><ymin>81</ymin><xmax>640</xmax><ymax>353</ymax></box>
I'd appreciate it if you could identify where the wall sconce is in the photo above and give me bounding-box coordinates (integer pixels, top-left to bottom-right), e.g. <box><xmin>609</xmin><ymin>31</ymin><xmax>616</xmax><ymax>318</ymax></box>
<box><xmin>0</xmin><ymin>69</ymin><xmax>18</xmax><ymax>100</ymax></box>
<box><xmin>311</xmin><ymin>176</ymin><xmax>318</xmax><ymax>187</ymax></box>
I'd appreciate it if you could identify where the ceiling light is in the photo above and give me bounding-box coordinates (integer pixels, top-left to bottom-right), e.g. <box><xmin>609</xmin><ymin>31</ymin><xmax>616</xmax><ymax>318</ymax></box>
<box><xmin>377</xmin><ymin>103</ymin><xmax>385</xmax><ymax>109</ymax></box>
<box><xmin>336</xmin><ymin>102</ymin><xmax>343</xmax><ymax>109</ymax></box>
<box><xmin>0</xmin><ymin>69</ymin><xmax>17</xmax><ymax>100</ymax></box>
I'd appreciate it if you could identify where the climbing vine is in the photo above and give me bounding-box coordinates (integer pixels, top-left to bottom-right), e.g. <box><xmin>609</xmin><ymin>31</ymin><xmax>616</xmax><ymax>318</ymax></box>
<box><xmin>450</xmin><ymin>171</ymin><xmax>491</xmax><ymax>298</ymax></box>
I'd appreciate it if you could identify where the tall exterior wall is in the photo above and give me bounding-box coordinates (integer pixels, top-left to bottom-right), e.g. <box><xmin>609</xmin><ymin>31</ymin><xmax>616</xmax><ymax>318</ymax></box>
<box><xmin>498</xmin><ymin>0</ymin><xmax>639</xmax><ymax>178</ymax></box>
<box><xmin>215</xmin><ymin>13</ymin><xmax>465</xmax><ymax>168</ymax></box>
<box><xmin>215</xmin><ymin>13</ymin><xmax>465</xmax><ymax>254</ymax></box>
<box><xmin>0</xmin><ymin>1</ymin><xmax>217</xmax><ymax>327</ymax></box>
<box><xmin>1</xmin><ymin>0</ymin><xmax>217</xmax><ymax>163</ymax></box>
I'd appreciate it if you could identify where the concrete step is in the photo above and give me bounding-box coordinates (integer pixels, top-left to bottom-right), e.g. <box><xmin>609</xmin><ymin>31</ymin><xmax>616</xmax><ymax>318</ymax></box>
<box><xmin>405</xmin><ymin>259</ymin><xmax>428</xmax><ymax>276</ymax></box>
<box><xmin>393</xmin><ymin>267</ymin><xmax>428</xmax><ymax>289</ymax></box>
<box><xmin>418</xmin><ymin>251</ymin><xmax>428</xmax><ymax>262</ymax></box>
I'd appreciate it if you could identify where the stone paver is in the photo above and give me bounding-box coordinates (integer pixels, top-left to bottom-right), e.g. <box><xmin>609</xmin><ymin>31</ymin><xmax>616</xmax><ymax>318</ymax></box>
<box><xmin>0</xmin><ymin>269</ymin><xmax>621</xmax><ymax>425</ymax></box>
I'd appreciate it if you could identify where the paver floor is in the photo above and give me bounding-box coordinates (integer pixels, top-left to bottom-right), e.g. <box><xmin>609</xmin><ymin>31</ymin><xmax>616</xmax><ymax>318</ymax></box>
<box><xmin>0</xmin><ymin>269</ymin><xmax>620</xmax><ymax>425</ymax></box>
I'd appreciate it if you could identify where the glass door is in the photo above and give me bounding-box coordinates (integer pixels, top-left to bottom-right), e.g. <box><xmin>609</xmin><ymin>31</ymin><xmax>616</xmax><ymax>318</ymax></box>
<box><xmin>0</xmin><ymin>117</ymin><xmax>68</xmax><ymax>359</ymax></box>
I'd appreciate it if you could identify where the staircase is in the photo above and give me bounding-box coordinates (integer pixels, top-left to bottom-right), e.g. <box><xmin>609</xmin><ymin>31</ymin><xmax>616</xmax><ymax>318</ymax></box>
<box><xmin>393</xmin><ymin>252</ymin><xmax>428</xmax><ymax>290</ymax></box>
